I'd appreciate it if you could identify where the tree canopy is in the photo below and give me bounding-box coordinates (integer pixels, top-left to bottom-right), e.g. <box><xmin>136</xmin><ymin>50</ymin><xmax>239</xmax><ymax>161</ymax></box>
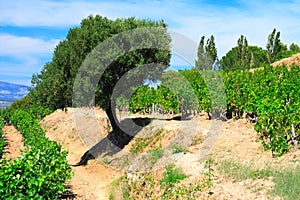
<box><xmin>220</xmin><ymin>45</ymin><xmax>269</xmax><ymax>71</ymax></box>
<box><xmin>26</xmin><ymin>15</ymin><xmax>171</xmax><ymax>131</ymax></box>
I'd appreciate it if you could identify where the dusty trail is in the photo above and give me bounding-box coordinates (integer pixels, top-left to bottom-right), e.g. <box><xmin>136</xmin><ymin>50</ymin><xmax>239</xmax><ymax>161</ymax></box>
<box><xmin>67</xmin><ymin>160</ymin><xmax>120</xmax><ymax>199</ymax></box>
<box><xmin>41</xmin><ymin>108</ymin><xmax>121</xmax><ymax>200</ymax></box>
<box><xmin>2</xmin><ymin>125</ymin><xmax>24</xmax><ymax>160</ymax></box>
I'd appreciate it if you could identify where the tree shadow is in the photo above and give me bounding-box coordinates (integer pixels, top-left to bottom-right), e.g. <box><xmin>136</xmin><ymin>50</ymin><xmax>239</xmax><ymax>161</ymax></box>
<box><xmin>58</xmin><ymin>184</ymin><xmax>77</xmax><ymax>199</ymax></box>
<box><xmin>164</xmin><ymin>115</ymin><xmax>191</xmax><ymax>121</ymax></box>
<box><xmin>72</xmin><ymin>117</ymin><xmax>152</xmax><ymax>166</ymax></box>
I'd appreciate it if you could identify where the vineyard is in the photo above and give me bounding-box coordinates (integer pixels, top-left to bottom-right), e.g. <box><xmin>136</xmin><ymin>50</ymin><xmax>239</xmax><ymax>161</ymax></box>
<box><xmin>127</xmin><ymin>65</ymin><xmax>300</xmax><ymax>157</ymax></box>
<box><xmin>1</xmin><ymin>14</ymin><xmax>300</xmax><ymax>199</ymax></box>
<box><xmin>1</xmin><ymin>63</ymin><xmax>300</xmax><ymax>198</ymax></box>
<box><xmin>225</xmin><ymin>65</ymin><xmax>300</xmax><ymax>157</ymax></box>
<box><xmin>0</xmin><ymin>110</ymin><xmax>72</xmax><ymax>199</ymax></box>
<box><xmin>0</xmin><ymin>66</ymin><xmax>300</xmax><ymax>199</ymax></box>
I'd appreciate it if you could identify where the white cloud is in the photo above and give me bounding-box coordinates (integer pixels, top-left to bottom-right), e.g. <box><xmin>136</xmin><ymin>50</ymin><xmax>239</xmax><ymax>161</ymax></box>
<box><xmin>0</xmin><ymin>34</ymin><xmax>59</xmax><ymax>57</ymax></box>
<box><xmin>0</xmin><ymin>0</ymin><xmax>165</xmax><ymax>27</ymax></box>
<box><xmin>1</xmin><ymin>0</ymin><xmax>300</xmax><ymax>69</ymax></box>
<box><xmin>0</xmin><ymin>90</ymin><xmax>11</xmax><ymax>95</ymax></box>
<box><xmin>0</xmin><ymin>34</ymin><xmax>58</xmax><ymax>81</ymax></box>
<box><xmin>17</xmin><ymin>88</ymin><xmax>29</xmax><ymax>95</ymax></box>
<box><xmin>173</xmin><ymin>1</ymin><xmax>300</xmax><ymax>57</ymax></box>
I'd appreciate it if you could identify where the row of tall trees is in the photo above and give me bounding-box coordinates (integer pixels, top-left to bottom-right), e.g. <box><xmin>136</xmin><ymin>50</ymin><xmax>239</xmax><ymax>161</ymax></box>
<box><xmin>196</xmin><ymin>28</ymin><xmax>300</xmax><ymax>71</ymax></box>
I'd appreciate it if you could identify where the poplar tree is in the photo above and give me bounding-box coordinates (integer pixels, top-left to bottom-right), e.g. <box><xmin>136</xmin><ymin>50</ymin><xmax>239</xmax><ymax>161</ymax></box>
<box><xmin>195</xmin><ymin>35</ymin><xmax>217</xmax><ymax>70</ymax></box>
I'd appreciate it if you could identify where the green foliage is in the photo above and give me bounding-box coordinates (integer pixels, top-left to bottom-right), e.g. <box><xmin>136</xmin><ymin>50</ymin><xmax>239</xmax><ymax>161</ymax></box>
<box><xmin>237</xmin><ymin>35</ymin><xmax>249</xmax><ymax>69</ymax></box>
<box><xmin>0</xmin><ymin>110</ymin><xmax>72</xmax><ymax>199</ymax></box>
<box><xmin>29</xmin><ymin>15</ymin><xmax>171</xmax><ymax>119</ymax></box>
<box><xmin>220</xmin><ymin>30</ymin><xmax>300</xmax><ymax>71</ymax></box>
<box><xmin>179</xmin><ymin>69</ymin><xmax>211</xmax><ymax>113</ymax></box>
<box><xmin>195</xmin><ymin>35</ymin><xmax>217</xmax><ymax>70</ymax></box>
<box><xmin>289</xmin><ymin>43</ymin><xmax>300</xmax><ymax>52</ymax></box>
<box><xmin>162</xmin><ymin>70</ymin><xmax>199</xmax><ymax>113</ymax></box>
<box><xmin>266</xmin><ymin>28</ymin><xmax>288</xmax><ymax>63</ymax></box>
<box><xmin>109</xmin><ymin>176</ymin><xmax>129</xmax><ymax>200</ymax></box>
<box><xmin>156</xmin><ymin>84</ymin><xmax>179</xmax><ymax>114</ymax></box>
<box><xmin>217</xmin><ymin>159</ymin><xmax>274</xmax><ymax>181</ymax></box>
<box><xmin>204</xmin><ymin>157</ymin><xmax>215</xmax><ymax>182</ymax></box>
<box><xmin>130</xmin><ymin>62</ymin><xmax>300</xmax><ymax>156</ymax></box>
<box><xmin>130</xmin><ymin>137</ymin><xmax>149</xmax><ymax>154</ymax></box>
<box><xmin>128</xmin><ymin>82</ymin><xmax>180</xmax><ymax>114</ymax></box>
<box><xmin>116</xmin><ymin>94</ymin><xmax>130</xmax><ymax>112</ymax></box>
<box><xmin>160</xmin><ymin>164</ymin><xmax>188</xmax><ymax>186</ymax></box>
<box><xmin>129</xmin><ymin>69</ymin><xmax>226</xmax><ymax>119</ymax></box>
<box><xmin>112</xmin><ymin>164</ymin><xmax>212</xmax><ymax>200</ymax></box>
<box><xmin>221</xmin><ymin>45</ymin><xmax>268</xmax><ymax>71</ymax></box>
<box><xmin>248</xmin><ymin>46</ymin><xmax>269</xmax><ymax>67</ymax></box>
<box><xmin>130</xmin><ymin>128</ymin><xmax>164</xmax><ymax>153</ymax></box>
<box><xmin>273</xmin><ymin>167</ymin><xmax>300</xmax><ymax>200</ymax></box>
<box><xmin>201</xmin><ymin>70</ymin><xmax>227</xmax><ymax>118</ymax></box>
<box><xmin>224</xmin><ymin>64</ymin><xmax>300</xmax><ymax>156</ymax></box>
<box><xmin>8</xmin><ymin>98</ymin><xmax>54</xmax><ymax>120</ymax></box>
<box><xmin>276</xmin><ymin>49</ymin><xmax>298</xmax><ymax>61</ymax></box>
<box><xmin>0</xmin><ymin>116</ymin><xmax>7</xmax><ymax>159</ymax></box>
<box><xmin>129</xmin><ymin>85</ymin><xmax>156</xmax><ymax>114</ymax></box>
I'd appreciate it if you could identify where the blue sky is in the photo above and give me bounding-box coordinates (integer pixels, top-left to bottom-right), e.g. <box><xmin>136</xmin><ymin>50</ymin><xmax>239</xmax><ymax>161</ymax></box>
<box><xmin>1</xmin><ymin>0</ymin><xmax>300</xmax><ymax>85</ymax></box>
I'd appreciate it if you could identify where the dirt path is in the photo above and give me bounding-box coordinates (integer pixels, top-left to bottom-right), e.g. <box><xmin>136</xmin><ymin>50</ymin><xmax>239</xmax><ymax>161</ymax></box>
<box><xmin>2</xmin><ymin>125</ymin><xmax>24</xmax><ymax>160</ymax></box>
<box><xmin>41</xmin><ymin>108</ymin><xmax>121</xmax><ymax>200</ymax></box>
<box><xmin>66</xmin><ymin>160</ymin><xmax>120</xmax><ymax>199</ymax></box>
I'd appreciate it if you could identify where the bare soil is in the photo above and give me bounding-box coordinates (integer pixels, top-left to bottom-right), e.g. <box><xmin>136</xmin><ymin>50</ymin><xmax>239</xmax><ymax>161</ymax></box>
<box><xmin>2</xmin><ymin>125</ymin><xmax>24</xmax><ymax>160</ymax></box>
<box><xmin>249</xmin><ymin>52</ymin><xmax>300</xmax><ymax>73</ymax></box>
<box><xmin>271</xmin><ymin>53</ymin><xmax>300</xmax><ymax>68</ymax></box>
<box><xmin>41</xmin><ymin>108</ymin><xmax>121</xmax><ymax>200</ymax></box>
<box><xmin>3</xmin><ymin>106</ymin><xmax>299</xmax><ymax>199</ymax></box>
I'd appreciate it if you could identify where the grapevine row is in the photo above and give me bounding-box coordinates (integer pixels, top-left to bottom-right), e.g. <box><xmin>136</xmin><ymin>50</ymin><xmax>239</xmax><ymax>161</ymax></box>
<box><xmin>129</xmin><ymin>65</ymin><xmax>300</xmax><ymax>156</ymax></box>
<box><xmin>224</xmin><ymin>65</ymin><xmax>300</xmax><ymax>156</ymax></box>
<box><xmin>0</xmin><ymin>117</ymin><xmax>6</xmax><ymax>159</ymax></box>
<box><xmin>0</xmin><ymin>110</ymin><xmax>72</xmax><ymax>199</ymax></box>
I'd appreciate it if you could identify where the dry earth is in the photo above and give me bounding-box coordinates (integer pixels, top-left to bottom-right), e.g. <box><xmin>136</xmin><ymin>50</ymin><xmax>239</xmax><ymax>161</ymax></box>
<box><xmin>41</xmin><ymin>108</ymin><xmax>121</xmax><ymax>200</ymax></box>
<box><xmin>3</xmin><ymin>106</ymin><xmax>300</xmax><ymax>199</ymax></box>
<box><xmin>41</xmin><ymin>108</ymin><xmax>300</xmax><ymax>199</ymax></box>
<box><xmin>2</xmin><ymin>125</ymin><xmax>24</xmax><ymax>160</ymax></box>
<box><xmin>271</xmin><ymin>53</ymin><xmax>300</xmax><ymax>68</ymax></box>
<box><xmin>249</xmin><ymin>52</ymin><xmax>300</xmax><ymax>73</ymax></box>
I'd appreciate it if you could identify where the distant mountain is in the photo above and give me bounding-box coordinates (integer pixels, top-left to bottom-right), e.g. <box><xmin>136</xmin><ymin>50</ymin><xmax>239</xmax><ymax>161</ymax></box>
<box><xmin>0</xmin><ymin>81</ymin><xmax>30</xmax><ymax>101</ymax></box>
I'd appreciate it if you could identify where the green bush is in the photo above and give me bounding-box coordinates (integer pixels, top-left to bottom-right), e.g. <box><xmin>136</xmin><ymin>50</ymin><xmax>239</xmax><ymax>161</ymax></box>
<box><xmin>160</xmin><ymin>164</ymin><xmax>188</xmax><ymax>186</ymax></box>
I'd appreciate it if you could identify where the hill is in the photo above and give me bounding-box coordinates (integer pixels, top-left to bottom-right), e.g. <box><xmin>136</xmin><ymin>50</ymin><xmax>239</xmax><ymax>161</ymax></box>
<box><xmin>271</xmin><ymin>53</ymin><xmax>300</xmax><ymax>67</ymax></box>
<box><xmin>248</xmin><ymin>52</ymin><xmax>300</xmax><ymax>73</ymax></box>
<box><xmin>0</xmin><ymin>81</ymin><xmax>30</xmax><ymax>102</ymax></box>
<box><xmin>38</xmin><ymin>107</ymin><xmax>300</xmax><ymax>199</ymax></box>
